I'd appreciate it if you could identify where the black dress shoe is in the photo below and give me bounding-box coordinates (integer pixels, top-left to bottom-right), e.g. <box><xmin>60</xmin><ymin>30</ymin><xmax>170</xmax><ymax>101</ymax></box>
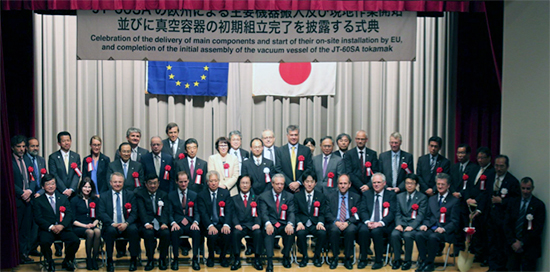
<box><xmin>245</xmin><ymin>247</ymin><xmax>253</xmax><ymax>255</ymax></box>
<box><xmin>415</xmin><ymin>262</ymin><xmax>426</xmax><ymax>272</ymax></box>
<box><xmin>392</xmin><ymin>259</ymin><xmax>402</xmax><ymax>270</ymax></box>
<box><xmin>129</xmin><ymin>259</ymin><xmax>138</xmax><ymax>271</ymax></box>
<box><xmin>253</xmin><ymin>259</ymin><xmax>263</xmax><ymax>270</ymax></box>
<box><xmin>299</xmin><ymin>257</ymin><xmax>308</xmax><ymax>267</ymax></box>
<box><xmin>231</xmin><ymin>259</ymin><xmax>241</xmax><ymax>270</ymax></box>
<box><xmin>402</xmin><ymin>261</ymin><xmax>412</xmax><ymax>270</ymax></box>
<box><xmin>62</xmin><ymin>260</ymin><xmax>75</xmax><ymax>271</ymax></box>
<box><xmin>20</xmin><ymin>255</ymin><xmax>33</xmax><ymax>264</ymax></box>
<box><xmin>313</xmin><ymin>257</ymin><xmax>322</xmax><ymax>267</ymax></box>
<box><xmin>282</xmin><ymin>257</ymin><xmax>292</xmax><ymax>268</ymax></box>
<box><xmin>206</xmin><ymin>257</ymin><xmax>215</xmax><ymax>267</ymax></box>
<box><xmin>372</xmin><ymin>262</ymin><xmax>384</xmax><ymax>270</ymax></box>
<box><xmin>192</xmin><ymin>258</ymin><xmax>201</xmax><ymax>270</ymax></box>
<box><xmin>92</xmin><ymin>258</ymin><xmax>99</xmax><ymax>270</ymax></box>
<box><xmin>29</xmin><ymin>249</ymin><xmax>42</xmax><ymax>257</ymax></box>
<box><xmin>423</xmin><ymin>263</ymin><xmax>435</xmax><ymax>272</ymax></box>
<box><xmin>330</xmin><ymin>259</ymin><xmax>338</xmax><ymax>269</ymax></box>
<box><xmin>144</xmin><ymin>259</ymin><xmax>155</xmax><ymax>271</ymax></box>
<box><xmin>221</xmin><ymin>258</ymin><xmax>231</xmax><ymax>267</ymax></box>
<box><xmin>86</xmin><ymin>257</ymin><xmax>93</xmax><ymax>270</ymax></box>
<box><xmin>266</xmin><ymin>261</ymin><xmax>274</xmax><ymax>272</ymax></box>
<box><xmin>106</xmin><ymin>261</ymin><xmax>114</xmax><ymax>272</ymax></box>
<box><xmin>116</xmin><ymin>251</ymin><xmax>126</xmax><ymax>258</ymax></box>
<box><xmin>357</xmin><ymin>260</ymin><xmax>368</xmax><ymax>269</ymax></box>
<box><xmin>344</xmin><ymin>259</ymin><xmax>353</xmax><ymax>270</ymax></box>
<box><xmin>47</xmin><ymin>260</ymin><xmax>56</xmax><ymax>272</ymax></box>
<box><xmin>171</xmin><ymin>259</ymin><xmax>179</xmax><ymax>270</ymax></box>
<box><xmin>159</xmin><ymin>258</ymin><xmax>168</xmax><ymax>270</ymax></box>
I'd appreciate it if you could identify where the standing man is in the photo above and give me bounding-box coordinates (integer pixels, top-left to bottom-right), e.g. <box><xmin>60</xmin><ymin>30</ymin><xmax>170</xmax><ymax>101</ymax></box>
<box><xmin>258</xmin><ymin>174</ymin><xmax>296</xmax><ymax>272</ymax></box>
<box><xmin>379</xmin><ymin>132</ymin><xmax>414</xmax><ymax>193</ymax></box>
<box><xmin>107</xmin><ymin>143</ymin><xmax>144</xmax><ymax>191</ymax></box>
<box><xmin>333</xmin><ymin>133</ymin><xmax>351</xmax><ymax>158</ymax></box>
<box><xmin>241</xmin><ymin>138</ymin><xmax>275</xmax><ymax>195</ymax></box>
<box><xmin>450</xmin><ymin>144</ymin><xmax>478</xmax><ymax>197</ymax></box>
<box><xmin>342</xmin><ymin>130</ymin><xmax>379</xmax><ymax>194</ymax></box>
<box><xmin>274</xmin><ymin>125</ymin><xmax>313</xmax><ymax>193</ymax></box>
<box><xmin>416</xmin><ymin>136</ymin><xmax>451</xmax><ymax>196</ymax></box>
<box><xmin>142</xmin><ymin>136</ymin><xmax>174</xmax><ymax>193</ymax></box>
<box><xmin>25</xmin><ymin>137</ymin><xmax>48</xmax><ymax>258</ymax></box>
<box><xmin>173</xmin><ymin>138</ymin><xmax>208</xmax><ymax>193</ymax></box>
<box><xmin>229</xmin><ymin>130</ymin><xmax>250</xmax><ymax>174</ymax></box>
<box><xmin>48</xmin><ymin>131</ymin><xmax>81</xmax><ymax>197</ymax></box>
<box><xmin>115</xmin><ymin>127</ymin><xmax>148</xmax><ymax>162</ymax></box>
<box><xmin>162</xmin><ymin>123</ymin><xmax>185</xmax><ymax>159</ymax></box>
<box><xmin>261</xmin><ymin>129</ymin><xmax>278</xmax><ymax>165</ymax></box>
<box><xmin>312</xmin><ymin>136</ymin><xmax>345</xmax><ymax>194</ymax></box>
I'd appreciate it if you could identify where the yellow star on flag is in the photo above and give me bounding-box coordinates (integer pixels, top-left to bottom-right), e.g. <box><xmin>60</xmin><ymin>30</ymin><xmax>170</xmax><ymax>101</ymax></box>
<box><xmin>201</xmin><ymin>75</ymin><xmax>206</xmax><ymax>80</ymax></box>
<box><xmin>167</xmin><ymin>65</ymin><xmax>172</xmax><ymax>70</ymax></box>
<box><xmin>185</xmin><ymin>83</ymin><xmax>190</xmax><ymax>88</ymax></box>
<box><xmin>194</xmin><ymin>81</ymin><xmax>199</xmax><ymax>87</ymax></box>
<box><xmin>169</xmin><ymin>74</ymin><xmax>175</xmax><ymax>79</ymax></box>
<box><xmin>176</xmin><ymin>81</ymin><xmax>181</xmax><ymax>86</ymax></box>
<box><xmin>203</xmin><ymin>65</ymin><xmax>209</xmax><ymax>71</ymax></box>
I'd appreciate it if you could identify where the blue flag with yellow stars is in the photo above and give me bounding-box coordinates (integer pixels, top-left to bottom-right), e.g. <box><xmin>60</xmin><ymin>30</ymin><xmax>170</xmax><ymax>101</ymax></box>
<box><xmin>147</xmin><ymin>61</ymin><xmax>229</xmax><ymax>97</ymax></box>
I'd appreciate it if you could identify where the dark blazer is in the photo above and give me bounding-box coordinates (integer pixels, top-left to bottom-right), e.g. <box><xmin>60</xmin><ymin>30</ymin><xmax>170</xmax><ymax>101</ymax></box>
<box><xmin>258</xmin><ymin>189</ymin><xmax>295</xmax><ymax>226</ymax></box>
<box><xmin>274</xmin><ymin>143</ymin><xmax>313</xmax><ymax>187</ymax></box>
<box><xmin>173</xmin><ymin>156</ymin><xmax>208</xmax><ymax>193</ymax></box>
<box><xmin>25</xmin><ymin>153</ymin><xmax>47</xmax><ymax>194</ymax></box>
<box><xmin>231</xmin><ymin>193</ymin><xmax>261</xmax><ymax>229</ymax></box>
<box><xmin>114</xmin><ymin>146</ymin><xmax>148</xmax><ymax>162</ymax></box>
<box><xmin>106</xmin><ymin>159</ymin><xmax>144</xmax><ymax>191</ymax></box>
<box><xmin>486</xmin><ymin>171</ymin><xmax>520</xmax><ymax>223</ymax></box>
<box><xmin>342</xmin><ymin>147</ymin><xmax>379</xmax><ymax>193</ymax></box>
<box><xmin>463</xmin><ymin>165</ymin><xmax>495</xmax><ymax>214</ymax></box>
<box><xmin>196</xmin><ymin>188</ymin><xmax>233</xmax><ymax>228</ymax></box>
<box><xmin>358</xmin><ymin>190</ymin><xmax>397</xmax><ymax>227</ymax></box>
<box><xmin>332</xmin><ymin>150</ymin><xmax>346</xmax><ymax>158</ymax></box>
<box><xmin>325</xmin><ymin>190</ymin><xmax>361</xmax><ymax>224</ymax></box>
<box><xmin>70</xmin><ymin>196</ymin><xmax>100</xmax><ymax>225</ymax></box>
<box><xmin>34</xmin><ymin>192</ymin><xmax>74</xmax><ymax>230</ymax></box>
<box><xmin>294</xmin><ymin>189</ymin><xmax>328</xmax><ymax>227</ymax></box>
<box><xmin>141</xmin><ymin>152</ymin><xmax>174</xmax><ymax>193</ymax></box>
<box><xmin>48</xmin><ymin>150</ymin><xmax>81</xmax><ymax>193</ymax></box>
<box><xmin>231</xmin><ymin>148</ymin><xmax>250</xmax><ymax>161</ymax></box>
<box><xmin>263</xmin><ymin>146</ymin><xmax>278</xmax><ymax>165</ymax></box>
<box><xmin>162</xmin><ymin>138</ymin><xmax>186</xmax><ymax>159</ymax></box>
<box><xmin>422</xmin><ymin>193</ymin><xmax>460</xmax><ymax>241</ymax></box>
<box><xmin>449</xmin><ymin>161</ymin><xmax>478</xmax><ymax>194</ymax></box>
<box><xmin>82</xmin><ymin>153</ymin><xmax>111</xmax><ymax>194</ymax></box>
<box><xmin>241</xmin><ymin>156</ymin><xmax>275</xmax><ymax>195</ymax></box>
<box><xmin>135</xmin><ymin>187</ymin><xmax>171</xmax><ymax>227</ymax></box>
<box><xmin>167</xmin><ymin>189</ymin><xmax>199</xmax><ymax>225</ymax></box>
<box><xmin>12</xmin><ymin>155</ymin><xmax>36</xmax><ymax>204</ymax></box>
<box><xmin>378</xmin><ymin>150</ymin><xmax>414</xmax><ymax>191</ymax></box>
<box><xmin>312</xmin><ymin>153</ymin><xmax>345</xmax><ymax>193</ymax></box>
<box><xmin>98</xmin><ymin>189</ymin><xmax>138</xmax><ymax>226</ymax></box>
<box><xmin>395</xmin><ymin>191</ymin><xmax>428</xmax><ymax>229</ymax></box>
<box><xmin>504</xmin><ymin>196</ymin><xmax>546</xmax><ymax>258</ymax></box>
<box><xmin>416</xmin><ymin>154</ymin><xmax>451</xmax><ymax>192</ymax></box>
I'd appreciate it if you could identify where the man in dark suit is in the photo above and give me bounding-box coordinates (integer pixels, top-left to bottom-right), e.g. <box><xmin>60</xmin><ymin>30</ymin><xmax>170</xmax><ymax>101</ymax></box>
<box><xmin>114</xmin><ymin>127</ymin><xmax>148</xmax><ymax>162</ymax></box>
<box><xmin>98</xmin><ymin>172</ymin><xmax>141</xmax><ymax>272</ymax></box>
<box><xmin>504</xmin><ymin>177</ymin><xmax>546</xmax><ymax>272</ymax></box>
<box><xmin>312</xmin><ymin>136</ymin><xmax>345</xmax><ymax>194</ymax></box>
<box><xmin>107</xmin><ymin>142</ymin><xmax>144</xmax><ymax>191</ymax></box>
<box><xmin>274</xmin><ymin>125</ymin><xmax>313</xmax><ymax>193</ymax></box>
<box><xmin>326</xmin><ymin>174</ymin><xmax>360</xmax><ymax>270</ymax></box>
<box><xmin>357</xmin><ymin>173</ymin><xmax>397</xmax><ymax>269</ymax></box>
<box><xmin>162</xmin><ymin>122</ymin><xmax>186</xmax><ymax>159</ymax></box>
<box><xmin>173</xmin><ymin>138</ymin><xmax>208</xmax><ymax>193</ymax></box>
<box><xmin>261</xmin><ymin>129</ymin><xmax>278</xmax><ymax>164</ymax></box>
<box><xmin>48</xmin><ymin>131</ymin><xmax>81</xmax><ymax>197</ymax></box>
<box><xmin>33</xmin><ymin>174</ymin><xmax>80</xmax><ymax>272</ymax></box>
<box><xmin>136</xmin><ymin>174</ymin><xmax>171</xmax><ymax>271</ymax></box>
<box><xmin>258</xmin><ymin>174</ymin><xmax>296</xmax><ymax>272</ymax></box>
<box><xmin>294</xmin><ymin>170</ymin><xmax>327</xmax><ymax>267</ymax></box>
<box><xmin>415</xmin><ymin>173</ymin><xmax>459</xmax><ymax>272</ymax></box>
<box><xmin>25</xmin><ymin>137</ymin><xmax>48</xmax><ymax>258</ymax></box>
<box><xmin>416</xmin><ymin>136</ymin><xmax>451</xmax><ymax>196</ymax></box>
<box><xmin>230</xmin><ymin>175</ymin><xmax>263</xmax><ymax>271</ymax></box>
<box><xmin>342</xmin><ymin>130</ymin><xmax>379</xmax><ymax>194</ymax></box>
<box><xmin>391</xmin><ymin>174</ymin><xmax>428</xmax><ymax>270</ymax></box>
<box><xmin>197</xmin><ymin>170</ymin><xmax>233</xmax><ymax>267</ymax></box>
<box><xmin>333</xmin><ymin>133</ymin><xmax>351</xmax><ymax>158</ymax></box>
<box><xmin>241</xmin><ymin>138</ymin><xmax>275</xmax><ymax>195</ymax></box>
<box><xmin>450</xmin><ymin>144</ymin><xmax>478</xmax><ymax>197</ymax></box>
<box><xmin>168</xmin><ymin>171</ymin><xmax>201</xmax><ymax>270</ymax></box>
<box><xmin>141</xmin><ymin>136</ymin><xmax>174</xmax><ymax>194</ymax></box>
<box><xmin>379</xmin><ymin>132</ymin><xmax>414</xmax><ymax>194</ymax></box>
<box><xmin>229</xmin><ymin>130</ymin><xmax>250</xmax><ymax>174</ymax></box>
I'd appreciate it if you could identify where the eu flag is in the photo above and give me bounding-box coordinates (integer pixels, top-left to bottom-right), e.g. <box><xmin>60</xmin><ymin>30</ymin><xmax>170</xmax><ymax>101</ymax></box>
<box><xmin>147</xmin><ymin>61</ymin><xmax>229</xmax><ymax>97</ymax></box>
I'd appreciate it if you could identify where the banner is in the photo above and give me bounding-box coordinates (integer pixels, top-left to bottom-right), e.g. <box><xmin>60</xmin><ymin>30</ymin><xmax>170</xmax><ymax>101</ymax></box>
<box><xmin>77</xmin><ymin>10</ymin><xmax>417</xmax><ymax>62</ymax></box>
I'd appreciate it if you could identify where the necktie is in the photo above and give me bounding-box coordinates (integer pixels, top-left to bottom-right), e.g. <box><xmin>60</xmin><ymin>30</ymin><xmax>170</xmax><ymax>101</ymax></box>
<box><xmin>275</xmin><ymin>194</ymin><xmax>280</xmax><ymax>213</ymax></box>
<box><xmin>131</xmin><ymin>149</ymin><xmax>137</xmax><ymax>161</ymax></box>
<box><xmin>439</xmin><ymin>195</ymin><xmax>444</xmax><ymax>207</ymax></box>
<box><xmin>151</xmin><ymin>194</ymin><xmax>159</xmax><ymax>230</ymax></box>
<box><xmin>291</xmin><ymin>146</ymin><xmax>297</xmax><ymax>181</ymax></box>
<box><xmin>430</xmin><ymin>156</ymin><xmax>436</xmax><ymax>172</ymax></box>
<box><xmin>339</xmin><ymin>195</ymin><xmax>347</xmax><ymax>222</ymax></box>
<box><xmin>212</xmin><ymin>192</ymin><xmax>218</xmax><ymax>224</ymax></box>
<box><xmin>172</xmin><ymin>141</ymin><xmax>177</xmax><ymax>157</ymax></box>
<box><xmin>460</xmin><ymin>163</ymin><xmax>465</xmax><ymax>173</ymax></box>
<box><xmin>516</xmin><ymin>199</ymin><xmax>528</xmax><ymax>238</ymax></box>
<box><xmin>392</xmin><ymin>153</ymin><xmax>398</xmax><ymax>187</ymax></box>
<box><xmin>115</xmin><ymin>192</ymin><xmax>122</xmax><ymax>223</ymax></box>
<box><xmin>32</xmin><ymin>157</ymin><xmax>40</xmax><ymax>189</ymax></box>
<box><xmin>18</xmin><ymin>157</ymin><xmax>28</xmax><ymax>190</ymax></box>
<box><xmin>64</xmin><ymin>154</ymin><xmax>69</xmax><ymax>173</ymax></box>
<box><xmin>322</xmin><ymin>156</ymin><xmax>329</xmax><ymax>177</ymax></box>
<box><xmin>49</xmin><ymin>196</ymin><xmax>56</xmax><ymax>214</ymax></box>
<box><xmin>154</xmin><ymin>155</ymin><xmax>161</xmax><ymax>176</ymax></box>
<box><xmin>256</xmin><ymin>158</ymin><xmax>260</xmax><ymax>166</ymax></box>
<box><xmin>182</xmin><ymin>191</ymin><xmax>187</xmax><ymax>209</ymax></box>
<box><xmin>190</xmin><ymin>159</ymin><xmax>195</xmax><ymax>179</ymax></box>
<box><xmin>307</xmin><ymin>194</ymin><xmax>312</xmax><ymax>213</ymax></box>
<box><xmin>243</xmin><ymin>194</ymin><xmax>248</xmax><ymax>208</ymax></box>
<box><xmin>407</xmin><ymin>194</ymin><xmax>412</xmax><ymax>208</ymax></box>
<box><xmin>123</xmin><ymin>163</ymin><xmax>128</xmax><ymax>178</ymax></box>
<box><xmin>494</xmin><ymin>176</ymin><xmax>501</xmax><ymax>191</ymax></box>
<box><xmin>374</xmin><ymin>194</ymin><xmax>381</xmax><ymax>222</ymax></box>
<box><xmin>268</xmin><ymin>148</ymin><xmax>274</xmax><ymax>162</ymax></box>
<box><xmin>359</xmin><ymin>151</ymin><xmax>365</xmax><ymax>173</ymax></box>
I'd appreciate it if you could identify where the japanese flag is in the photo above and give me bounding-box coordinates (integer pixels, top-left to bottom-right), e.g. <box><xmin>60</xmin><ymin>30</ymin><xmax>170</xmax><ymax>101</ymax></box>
<box><xmin>252</xmin><ymin>62</ymin><xmax>336</xmax><ymax>97</ymax></box>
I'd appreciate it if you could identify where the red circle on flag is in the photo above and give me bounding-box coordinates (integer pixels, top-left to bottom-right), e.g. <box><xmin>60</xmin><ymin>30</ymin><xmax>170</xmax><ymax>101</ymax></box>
<box><xmin>279</xmin><ymin>63</ymin><xmax>311</xmax><ymax>85</ymax></box>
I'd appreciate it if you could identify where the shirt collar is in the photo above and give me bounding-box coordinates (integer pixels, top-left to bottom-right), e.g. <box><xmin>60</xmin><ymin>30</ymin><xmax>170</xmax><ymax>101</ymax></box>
<box><xmin>60</xmin><ymin>149</ymin><xmax>70</xmax><ymax>157</ymax></box>
<box><xmin>306</xmin><ymin>190</ymin><xmax>314</xmax><ymax>198</ymax></box>
<box><xmin>338</xmin><ymin>191</ymin><xmax>349</xmax><ymax>199</ymax></box>
<box><xmin>240</xmin><ymin>192</ymin><xmax>249</xmax><ymax>199</ymax></box>
<box><xmin>439</xmin><ymin>192</ymin><xmax>449</xmax><ymax>199</ymax></box>
<box><xmin>356</xmin><ymin>147</ymin><xmax>366</xmax><ymax>153</ymax></box>
<box><xmin>391</xmin><ymin>150</ymin><xmax>401</xmax><ymax>157</ymax></box>
<box><xmin>120</xmin><ymin>158</ymin><xmax>129</xmax><ymax>165</ymax></box>
<box><xmin>178</xmin><ymin>188</ymin><xmax>187</xmax><ymax>196</ymax></box>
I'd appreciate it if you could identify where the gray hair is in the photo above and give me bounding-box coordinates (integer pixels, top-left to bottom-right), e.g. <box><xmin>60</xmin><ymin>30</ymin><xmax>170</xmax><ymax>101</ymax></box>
<box><xmin>372</xmin><ymin>172</ymin><xmax>386</xmax><ymax>182</ymax></box>
<box><xmin>286</xmin><ymin>125</ymin><xmax>299</xmax><ymax>134</ymax></box>
<box><xmin>272</xmin><ymin>173</ymin><xmax>285</xmax><ymax>183</ymax></box>
<box><xmin>390</xmin><ymin>132</ymin><xmax>402</xmax><ymax>141</ymax></box>
<box><xmin>207</xmin><ymin>170</ymin><xmax>220</xmax><ymax>181</ymax></box>
<box><xmin>228</xmin><ymin>130</ymin><xmax>242</xmax><ymax>139</ymax></box>
<box><xmin>436</xmin><ymin>173</ymin><xmax>451</xmax><ymax>185</ymax></box>
<box><xmin>126</xmin><ymin>127</ymin><xmax>142</xmax><ymax>137</ymax></box>
<box><xmin>110</xmin><ymin>172</ymin><xmax>125</xmax><ymax>181</ymax></box>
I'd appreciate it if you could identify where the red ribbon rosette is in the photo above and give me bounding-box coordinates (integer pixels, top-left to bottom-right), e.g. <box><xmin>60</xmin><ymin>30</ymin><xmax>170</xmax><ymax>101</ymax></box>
<box><xmin>86</xmin><ymin>157</ymin><xmax>93</xmax><ymax>172</ymax></box>
<box><xmin>280</xmin><ymin>204</ymin><xmax>288</xmax><ymax>220</ymax></box>
<box><xmin>187</xmin><ymin>201</ymin><xmax>194</xmax><ymax>217</ymax></box>
<box><xmin>313</xmin><ymin>201</ymin><xmax>320</xmax><ymax>217</ymax></box>
<box><xmin>401</xmin><ymin>162</ymin><xmax>412</xmax><ymax>174</ymax></box>
<box><xmin>462</xmin><ymin>174</ymin><xmax>469</xmax><ymax>190</ymax></box>
<box><xmin>439</xmin><ymin>207</ymin><xmax>447</xmax><ymax>223</ymax></box>
<box><xmin>436</xmin><ymin>167</ymin><xmax>443</xmax><ymax>173</ymax></box>
<box><xmin>250</xmin><ymin>201</ymin><xmax>258</xmax><ymax>217</ymax></box>
<box><xmin>365</xmin><ymin>161</ymin><xmax>372</xmax><ymax>176</ymax></box>
<box><xmin>327</xmin><ymin>172</ymin><xmax>335</xmax><ymax>187</ymax></box>
<box><xmin>59</xmin><ymin>206</ymin><xmax>66</xmax><ymax>222</ymax></box>
<box><xmin>27</xmin><ymin>166</ymin><xmax>35</xmax><ymax>181</ymax></box>
<box><xmin>195</xmin><ymin>169</ymin><xmax>203</xmax><ymax>184</ymax></box>
<box><xmin>164</xmin><ymin>165</ymin><xmax>171</xmax><ymax>180</ymax></box>
<box><xmin>219</xmin><ymin>201</ymin><xmax>226</xmax><ymax>217</ymax></box>
<box><xmin>124</xmin><ymin>203</ymin><xmax>132</xmax><ymax>218</ymax></box>
<box><xmin>297</xmin><ymin>155</ymin><xmax>305</xmax><ymax>170</ymax></box>
<box><xmin>89</xmin><ymin>202</ymin><xmax>96</xmax><ymax>218</ymax></box>
<box><xmin>479</xmin><ymin>174</ymin><xmax>487</xmax><ymax>190</ymax></box>
<box><xmin>464</xmin><ymin>227</ymin><xmax>476</xmax><ymax>235</ymax></box>
<box><xmin>71</xmin><ymin>162</ymin><xmax>82</xmax><ymax>177</ymax></box>
<box><xmin>411</xmin><ymin>203</ymin><xmax>419</xmax><ymax>219</ymax></box>
<box><xmin>132</xmin><ymin>172</ymin><xmax>141</xmax><ymax>187</ymax></box>
<box><xmin>383</xmin><ymin>201</ymin><xmax>390</xmax><ymax>217</ymax></box>
<box><xmin>40</xmin><ymin>168</ymin><xmax>47</xmax><ymax>178</ymax></box>
<box><xmin>351</xmin><ymin>207</ymin><xmax>359</xmax><ymax>220</ymax></box>
<box><xmin>178</xmin><ymin>153</ymin><xmax>185</xmax><ymax>160</ymax></box>
<box><xmin>223</xmin><ymin>163</ymin><xmax>230</xmax><ymax>178</ymax></box>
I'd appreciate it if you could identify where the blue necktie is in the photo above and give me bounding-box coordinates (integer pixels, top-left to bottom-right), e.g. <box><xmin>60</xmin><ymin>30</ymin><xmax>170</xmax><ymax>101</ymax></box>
<box><xmin>116</xmin><ymin>192</ymin><xmax>123</xmax><ymax>223</ymax></box>
<box><xmin>32</xmin><ymin>157</ymin><xmax>40</xmax><ymax>190</ymax></box>
<box><xmin>123</xmin><ymin>163</ymin><xmax>128</xmax><ymax>178</ymax></box>
<box><xmin>439</xmin><ymin>195</ymin><xmax>444</xmax><ymax>207</ymax></box>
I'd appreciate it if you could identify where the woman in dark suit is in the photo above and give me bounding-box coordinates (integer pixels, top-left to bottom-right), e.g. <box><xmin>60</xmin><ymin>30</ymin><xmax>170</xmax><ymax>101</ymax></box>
<box><xmin>82</xmin><ymin>135</ymin><xmax>111</xmax><ymax>194</ymax></box>
<box><xmin>70</xmin><ymin>178</ymin><xmax>101</xmax><ymax>270</ymax></box>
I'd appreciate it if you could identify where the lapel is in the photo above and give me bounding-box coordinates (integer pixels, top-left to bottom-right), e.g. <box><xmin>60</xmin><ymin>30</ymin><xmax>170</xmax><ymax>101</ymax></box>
<box><xmin>399</xmin><ymin>193</ymin><xmax>408</xmax><ymax>212</ymax></box>
<box><xmin>349</xmin><ymin>193</ymin><xmax>357</xmax><ymax>211</ymax></box>
<box><xmin>107</xmin><ymin>192</ymin><xmax>114</xmax><ymax>218</ymax></box>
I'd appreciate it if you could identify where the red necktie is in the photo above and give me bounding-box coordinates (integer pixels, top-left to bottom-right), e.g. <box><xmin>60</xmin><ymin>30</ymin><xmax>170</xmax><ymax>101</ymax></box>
<box><xmin>276</xmin><ymin>194</ymin><xmax>280</xmax><ymax>213</ymax></box>
<box><xmin>243</xmin><ymin>194</ymin><xmax>248</xmax><ymax>208</ymax></box>
<box><xmin>182</xmin><ymin>192</ymin><xmax>187</xmax><ymax>209</ymax></box>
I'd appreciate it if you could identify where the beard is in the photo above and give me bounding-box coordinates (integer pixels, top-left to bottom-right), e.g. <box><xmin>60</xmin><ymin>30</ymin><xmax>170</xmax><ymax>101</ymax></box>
<box><xmin>29</xmin><ymin>150</ymin><xmax>39</xmax><ymax>156</ymax></box>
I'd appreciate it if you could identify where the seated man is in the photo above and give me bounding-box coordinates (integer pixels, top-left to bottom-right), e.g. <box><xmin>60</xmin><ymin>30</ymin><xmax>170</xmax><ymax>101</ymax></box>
<box><xmin>390</xmin><ymin>174</ymin><xmax>428</xmax><ymax>270</ymax></box>
<box><xmin>357</xmin><ymin>173</ymin><xmax>397</xmax><ymax>270</ymax></box>
<box><xmin>415</xmin><ymin>173</ymin><xmax>459</xmax><ymax>272</ymax></box>
<box><xmin>258</xmin><ymin>174</ymin><xmax>295</xmax><ymax>272</ymax></box>
<box><xmin>326</xmin><ymin>174</ymin><xmax>361</xmax><ymax>270</ymax></box>
<box><xmin>168</xmin><ymin>171</ymin><xmax>201</xmax><ymax>270</ymax></box>
<box><xmin>230</xmin><ymin>175</ymin><xmax>263</xmax><ymax>271</ymax></box>
<box><xmin>136</xmin><ymin>174</ymin><xmax>170</xmax><ymax>271</ymax></box>
<box><xmin>33</xmin><ymin>174</ymin><xmax>80</xmax><ymax>272</ymax></box>
<box><xmin>98</xmin><ymin>172</ymin><xmax>141</xmax><ymax>272</ymax></box>
<box><xmin>294</xmin><ymin>170</ymin><xmax>327</xmax><ymax>267</ymax></box>
<box><xmin>197</xmin><ymin>170</ymin><xmax>232</xmax><ymax>267</ymax></box>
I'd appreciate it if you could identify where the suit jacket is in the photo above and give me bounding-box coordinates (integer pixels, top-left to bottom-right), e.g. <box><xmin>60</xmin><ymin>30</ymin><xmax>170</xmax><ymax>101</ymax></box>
<box><xmin>12</xmin><ymin>155</ymin><xmax>36</xmax><ymax>204</ymax></box>
<box><xmin>231</xmin><ymin>192</ymin><xmax>261</xmax><ymax>229</ymax></box>
<box><xmin>241</xmin><ymin>156</ymin><xmax>275</xmax><ymax>195</ymax></box>
<box><xmin>463</xmin><ymin>165</ymin><xmax>495</xmax><ymax>214</ymax></box>
<box><xmin>173</xmin><ymin>156</ymin><xmax>208</xmax><ymax>193</ymax></box>
<box><xmin>162</xmin><ymin>138</ymin><xmax>186</xmax><ymax>159</ymax></box>
<box><xmin>70</xmin><ymin>196</ymin><xmax>100</xmax><ymax>224</ymax></box>
<box><xmin>504</xmin><ymin>196</ymin><xmax>546</xmax><ymax>258</ymax></box>
<box><xmin>48</xmin><ymin>150</ymin><xmax>81</xmax><ymax>193</ymax></box>
<box><xmin>82</xmin><ymin>153</ymin><xmax>111</xmax><ymax>194</ymax></box>
<box><xmin>208</xmin><ymin>153</ymin><xmax>240</xmax><ymax>196</ymax></box>
<box><xmin>230</xmin><ymin>148</ymin><xmax>250</xmax><ymax>161</ymax></box>
<box><xmin>312</xmin><ymin>153</ymin><xmax>345</xmax><ymax>193</ymax></box>
<box><xmin>395</xmin><ymin>191</ymin><xmax>428</xmax><ymax>229</ymax></box>
<box><xmin>342</xmin><ymin>147</ymin><xmax>379</xmax><ymax>193</ymax></box>
<box><xmin>98</xmin><ymin>189</ymin><xmax>138</xmax><ymax>226</ymax></box>
<box><xmin>449</xmin><ymin>161</ymin><xmax>478</xmax><ymax>194</ymax></box>
<box><xmin>416</xmin><ymin>154</ymin><xmax>451</xmax><ymax>192</ymax></box>
<box><xmin>135</xmin><ymin>187</ymin><xmax>171</xmax><ymax>227</ymax></box>
<box><xmin>168</xmin><ymin>189</ymin><xmax>199</xmax><ymax>225</ymax></box>
<box><xmin>258</xmin><ymin>189</ymin><xmax>295</xmax><ymax>226</ymax></box>
<box><xmin>378</xmin><ymin>150</ymin><xmax>414</xmax><ymax>191</ymax></box>
<box><xmin>114</xmin><ymin>146</ymin><xmax>148</xmax><ymax>162</ymax></box>
<box><xmin>33</xmin><ymin>192</ymin><xmax>74</xmax><ymax>230</ymax></box>
<box><xmin>422</xmin><ymin>193</ymin><xmax>460</xmax><ymax>242</ymax></box>
<box><xmin>294</xmin><ymin>189</ymin><xmax>329</xmax><ymax>227</ymax></box>
<box><xmin>486</xmin><ymin>171</ymin><xmax>520</xmax><ymax>223</ymax></box>
<box><xmin>196</xmin><ymin>188</ymin><xmax>233</xmax><ymax>228</ymax></box>
<box><xmin>141</xmin><ymin>152</ymin><xmax>174</xmax><ymax>193</ymax></box>
<box><xmin>332</xmin><ymin>150</ymin><xmax>347</xmax><ymax>158</ymax></box>
<box><xmin>274</xmin><ymin>143</ymin><xmax>313</xmax><ymax>188</ymax></box>
<box><xmin>326</xmin><ymin>190</ymin><xmax>361</xmax><ymax>224</ymax></box>
<box><xmin>106</xmin><ymin>159</ymin><xmax>144</xmax><ymax>191</ymax></box>
<box><xmin>263</xmin><ymin>146</ymin><xmax>278</xmax><ymax>165</ymax></box>
<box><xmin>358</xmin><ymin>190</ymin><xmax>397</xmax><ymax>227</ymax></box>
<box><xmin>25</xmin><ymin>153</ymin><xmax>47</xmax><ymax>194</ymax></box>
